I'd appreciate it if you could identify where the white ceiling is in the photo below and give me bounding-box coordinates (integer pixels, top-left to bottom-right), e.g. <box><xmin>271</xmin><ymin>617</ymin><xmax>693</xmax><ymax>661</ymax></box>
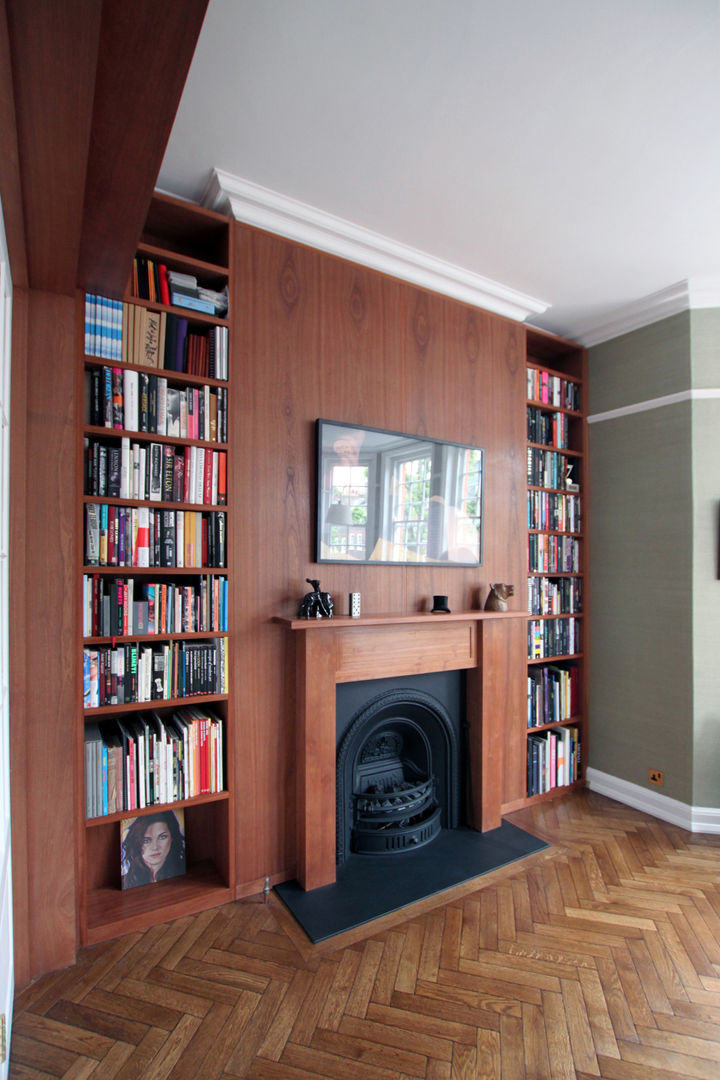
<box><xmin>158</xmin><ymin>0</ymin><xmax>720</xmax><ymax>343</ymax></box>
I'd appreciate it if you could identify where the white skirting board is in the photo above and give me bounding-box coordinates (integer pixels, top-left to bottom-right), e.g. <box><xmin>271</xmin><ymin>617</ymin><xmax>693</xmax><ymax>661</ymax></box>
<box><xmin>586</xmin><ymin>768</ymin><xmax>720</xmax><ymax>835</ymax></box>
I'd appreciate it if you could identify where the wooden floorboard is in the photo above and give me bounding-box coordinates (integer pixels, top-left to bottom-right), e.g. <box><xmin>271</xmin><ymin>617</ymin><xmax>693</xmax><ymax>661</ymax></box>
<box><xmin>10</xmin><ymin>790</ymin><xmax>720</xmax><ymax>1078</ymax></box>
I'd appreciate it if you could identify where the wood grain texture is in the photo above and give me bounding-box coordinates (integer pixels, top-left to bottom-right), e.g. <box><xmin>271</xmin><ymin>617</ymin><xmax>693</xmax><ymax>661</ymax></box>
<box><xmin>0</xmin><ymin>0</ymin><xmax>27</xmax><ymax>286</ymax></box>
<box><xmin>11</xmin><ymin>291</ymin><xmax>78</xmax><ymax>978</ymax></box>
<box><xmin>77</xmin><ymin>0</ymin><xmax>210</xmax><ymax>296</ymax></box>
<box><xmin>5</xmin><ymin>0</ymin><xmax>101</xmax><ymax>293</ymax></box>
<box><xmin>12</xmin><ymin>790</ymin><xmax>720</xmax><ymax>1079</ymax></box>
<box><xmin>232</xmin><ymin>223</ymin><xmax>533</xmax><ymax>900</ymax></box>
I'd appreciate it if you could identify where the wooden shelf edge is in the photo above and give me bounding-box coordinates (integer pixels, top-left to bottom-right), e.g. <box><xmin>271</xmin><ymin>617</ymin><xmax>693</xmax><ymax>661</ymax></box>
<box><xmin>83</xmin><ymin>874</ymin><xmax>232</xmax><ymax>945</ymax></box>
<box><xmin>85</xmin><ymin>789</ymin><xmax>230</xmax><ymax>827</ymax></box>
<box><xmin>274</xmin><ymin>610</ymin><xmax>531</xmax><ymax>631</ymax></box>
<box><xmin>502</xmin><ymin>779</ymin><xmax>586</xmax><ymax>815</ymax></box>
<box><xmin>84</xmin><ymin>694</ymin><xmax>229</xmax><ymax>717</ymax></box>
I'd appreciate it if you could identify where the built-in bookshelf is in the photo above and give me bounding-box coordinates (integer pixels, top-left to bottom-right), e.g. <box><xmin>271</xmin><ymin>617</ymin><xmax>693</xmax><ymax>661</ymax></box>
<box><xmin>78</xmin><ymin>193</ymin><xmax>234</xmax><ymax>944</ymax></box>
<box><xmin>525</xmin><ymin>328</ymin><xmax>588</xmax><ymax>804</ymax></box>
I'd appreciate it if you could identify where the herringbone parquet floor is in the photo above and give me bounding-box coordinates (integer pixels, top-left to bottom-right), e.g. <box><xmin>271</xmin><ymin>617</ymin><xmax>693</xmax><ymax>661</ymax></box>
<box><xmin>10</xmin><ymin>790</ymin><xmax>720</xmax><ymax>1079</ymax></box>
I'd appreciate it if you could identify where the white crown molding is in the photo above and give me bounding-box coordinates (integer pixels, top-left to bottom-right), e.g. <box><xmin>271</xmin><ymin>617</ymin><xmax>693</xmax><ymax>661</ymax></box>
<box><xmin>573</xmin><ymin>277</ymin><xmax>720</xmax><ymax>347</ymax></box>
<box><xmin>586</xmin><ymin>767</ymin><xmax>720</xmax><ymax>834</ymax></box>
<box><xmin>203</xmin><ymin>169</ymin><xmax>550</xmax><ymax>323</ymax></box>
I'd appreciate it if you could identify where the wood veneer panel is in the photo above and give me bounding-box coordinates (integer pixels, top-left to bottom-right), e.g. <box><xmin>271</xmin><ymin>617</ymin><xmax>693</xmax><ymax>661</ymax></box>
<box><xmin>8</xmin><ymin>288</ymin><xmax>29</xmax><ymax>986</ymax></box>
<box><xmin>232</xmin><ymin>227</ymin><xmax>323</xmax><ymax>889</ymax></box>
<box><xmin>334</xmin><ymin>621</ymin><xmax>476</xmax><ymax>683</ymax></box>
<box><xmin>317</xmin><ymin>256</ymin><xmax>407</xmax><ymax>618</ymax></box>
<box><xmin>403</xmin><ymin>289</ymin><xmax>527</xmax><ymax>615</ymax></box>
<box><xmin>0</xmin><ymin>0</ymin><xmax>27</xmax><ymax>286</ymax></box>
<box><xmin>77</xmin><ymin>0</ymin><xmax>210</xmax><ymax>296</ymax></box>
<box><xmin>5</xmin><ymin>0</ymin><xmax>101</xmax><ymax>293</ymax></box>
<box><xmin>12</xmin><ymin>291</ymin><xmax>77</xmax><ymax>979</ymax></box>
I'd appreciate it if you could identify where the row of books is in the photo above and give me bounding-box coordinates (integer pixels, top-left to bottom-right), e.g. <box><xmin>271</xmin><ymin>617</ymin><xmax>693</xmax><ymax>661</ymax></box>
<box><xmin>83</xmin><ymin>574</ymin><xmax>228</xmax><ymax>638</ymax></box>
<box><xmin>83</xmin><ymin>637</ymin><xmax>228</xmax><ymax>709</ymax></box>
<box><xmin>527</xmin><ymin>407</ymin><xmax>570</xmax><ymax>449</ymax></box>
<box><xmin>527</xmin><ymin>447</ymin><xmax>578</xmax><ymax>491</ymax></box>
<box><xmin>131</xmin><ymin>259</ymin><xmax>229</xmax><ymax>317</ymax></box>
<box><xmin>85</xmin><ymin>706</ymin><xmax>224</xmax><ymax>817</ymax></box>
<box><xmin>528</xmin><ymin>617</ymin><xmax>580</xmax><ymax>660</ymax></box>
<box><xmin>528</xmin><ymin>663</ymin><xmax>579</xmax><ymax>727</ymax></box>
<box><xmin>85</xmin><ymin>505</ymin><xmax>227</xmax><ymax>569</ymax></box>
<box><xmin>86</xmin><ymin>366</ymin><xmax>228</xmax><ymax>444</ymax></box>
<box><xmin>527</xmin><ymin>367</ymin><xmax>580</xmax><ymax>412</ymax></box>
<box><xmin>529</xmin><ymin>533</ymin><xmax>580</xmax><ymax>573</ymax></box>
<box><xmin>85</xmin><ymin>294</ymin><xmax>229</xmax><ymax>379</ymax></box>
<box><xmin>84</xmin><ymin>438</ymin><xmax>227</xmax><ymax>507</ymax></box>
<box><xmin>527</xmin><ymin>490</ymin><xmax>580</xmax><ymax>533</ymax></box>
<box><xmin>527</xmin><ymin>726</ymin><xmax>581</xmax><ymax>796</ymax></box>
<box><xmin>528</xmin><ymin>576</ymin><xmax>582</xmax><ymax>616</ymax></box>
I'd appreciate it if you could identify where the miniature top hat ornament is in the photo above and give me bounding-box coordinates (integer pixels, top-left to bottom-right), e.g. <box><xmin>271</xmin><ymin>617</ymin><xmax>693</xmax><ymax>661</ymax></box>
<box><xmin>431</xmin><ymin>594</ymin><xmax>451</xmax><ymax>613</ymax></box>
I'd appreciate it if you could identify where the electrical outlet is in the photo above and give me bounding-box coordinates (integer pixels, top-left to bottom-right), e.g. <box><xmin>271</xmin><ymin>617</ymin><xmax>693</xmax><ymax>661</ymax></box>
<box><xmin>0</xmin><ymin>1013</ymin><xmax>6</xmax><ymax>1064</ymax></box>
<box><xmin>649</xmin><ymin>769</ymin><xmax>664</xmax><ymax>786</ymax></box>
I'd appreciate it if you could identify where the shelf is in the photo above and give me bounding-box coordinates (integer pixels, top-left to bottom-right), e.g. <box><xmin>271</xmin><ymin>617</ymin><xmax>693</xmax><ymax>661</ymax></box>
<box><xmin>136</xmin><ymin>241</ymin><xmax>228</xmax><ymax>281</ymax></box>
<box><xmin>84</xmin><ymin>354</ymin><xmax>228</xmax><ymax>389</ymax></box>
<box><xmin>85</xmin><ymin>789</ymin><xmax>230</xmax><ymax>827</ymax></box>
<box><xmin>82</xmin><ymin>495</ymin><xmax>226</xmax><ymax>513</ymax></box>
<box><xmin>527</xmin><ymin>398</ymin><xmax>582</xmax><ymax>417</ymax></box>
<box><xmin>527</xmin><ymin>716</ymin><xmax>582</xmax><ymax>734</ymax></box>
<box><xmin>528</xmin><ymin>652</ymin><xmax>583</xmax><ymax>665</ymax></box>
<box><xmin>527</xmin><ymin>441</ymin><xmax>584</xmax><ymax>457</ymax></box>
<box><xmin>83</xmin><ymin>424</ymin><xmax>227</xmax><ymax>450</ymax></box>
<box><xmin>84</xmin><ymin>631</ymin><xmax>228</xmax><ymax>645</ymax></box>
<box><xmin>82</xmin><ymin>566</ymin><xmax>227</xmax><ymax>576</ymax></box>
<box><xmin>84</xmin><ymin>861</ymin><xmax>232</xmax><ymax>945</ymax></box>
<box><xmin>84</xmin><ymin>693</ymin><xmax>228</xmax><ymax>718</ymax></box>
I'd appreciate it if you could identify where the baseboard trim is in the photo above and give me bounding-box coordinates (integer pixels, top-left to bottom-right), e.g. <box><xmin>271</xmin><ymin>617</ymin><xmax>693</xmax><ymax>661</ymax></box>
<box><xmin>586</xmin><ymin>768</ymin><xmax>720</xmax><ymax>834</ymax></box>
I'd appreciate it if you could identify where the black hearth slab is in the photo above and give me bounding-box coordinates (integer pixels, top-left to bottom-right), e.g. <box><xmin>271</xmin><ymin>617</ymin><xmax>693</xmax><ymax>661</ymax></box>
<box><xmin>275</xmin><ymin>822</ymin><xmax>548</xmax><ymax>943</ymax></box>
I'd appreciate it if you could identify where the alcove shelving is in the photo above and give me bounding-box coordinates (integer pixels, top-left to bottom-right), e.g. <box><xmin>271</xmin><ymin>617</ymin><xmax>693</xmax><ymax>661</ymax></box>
<box><xmin>523</xmin><ymin>327</ymin><xmax>588</xmax><ymax>805</ymax></box>
<box><xmin>77</xmin><ymin>193</ymin><xmax>235</xmax><ymax>944</ymax></box>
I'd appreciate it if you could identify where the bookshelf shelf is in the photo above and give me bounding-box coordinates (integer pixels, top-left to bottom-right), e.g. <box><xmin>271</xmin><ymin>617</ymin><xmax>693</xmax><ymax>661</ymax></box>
<box><xmin>524</xmin><ymin>329</ymin><xmax>588</xmax><ymax>802</ymax></box>
<box><xmin>78</xmin><ymin>193</ymin><xmax>235</xmax><ymax>944</ymax></box>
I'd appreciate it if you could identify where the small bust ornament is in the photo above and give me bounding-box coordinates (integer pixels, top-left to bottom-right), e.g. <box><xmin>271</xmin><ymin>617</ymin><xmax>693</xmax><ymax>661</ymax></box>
<box><xmin>484</xmin><ymin>583</ymin><xmax>515</xmax><ymax>612</ymax></box>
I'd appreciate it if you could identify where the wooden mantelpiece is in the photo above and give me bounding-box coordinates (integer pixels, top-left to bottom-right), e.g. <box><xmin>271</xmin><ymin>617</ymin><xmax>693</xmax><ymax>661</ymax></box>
<box><xmin>276</xmin><ymin>611</ymin><xmax>528</xmax><ymax>891</ymax></box>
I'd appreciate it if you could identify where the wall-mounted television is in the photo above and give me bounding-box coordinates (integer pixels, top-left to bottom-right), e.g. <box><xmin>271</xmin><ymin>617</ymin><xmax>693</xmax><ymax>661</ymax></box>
<box><xmin>316</xmin><ymin>419</ymin><xmax>484</xmax><ymax>566</ymax></box>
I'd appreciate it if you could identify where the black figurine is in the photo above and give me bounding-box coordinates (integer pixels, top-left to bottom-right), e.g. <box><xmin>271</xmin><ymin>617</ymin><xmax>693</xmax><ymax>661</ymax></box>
<box><xmin>298</xmin><ymin>579</ymin><xmax>334</xmax><ymax>619</ymax></box>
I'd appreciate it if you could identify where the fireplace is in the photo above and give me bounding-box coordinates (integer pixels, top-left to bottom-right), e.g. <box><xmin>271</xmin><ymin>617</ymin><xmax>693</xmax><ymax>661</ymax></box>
<box><xmin>336</xmin><ymin>683</ymin><xmax>461</xmax><ymax>862</ymax></box>
<box><xmin>277</xmin><ymin>610</ymin><xmax>528</xmax><ymax>891</ymax></box>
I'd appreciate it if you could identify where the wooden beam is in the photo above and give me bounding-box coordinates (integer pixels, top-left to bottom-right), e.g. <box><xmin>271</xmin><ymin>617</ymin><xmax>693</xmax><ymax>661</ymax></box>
<box><xmin>77</xmin><ymin>0</ymin><xmax>210</xmax><ymax>297</ymax></box>
<box><xmin>5</xmin><ymin>0</ymin><xmax>101</xmax><ymax>293</ymax></box>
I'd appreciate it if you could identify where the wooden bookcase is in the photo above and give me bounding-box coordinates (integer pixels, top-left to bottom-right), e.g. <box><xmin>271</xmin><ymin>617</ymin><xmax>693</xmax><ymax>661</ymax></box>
<box><xmin>77</xmin><ymin>193</ymin><xmax>235</xmax><ymax>944</ymax></box>
<box><xmin>524</xmin><ymin>327</ymin><xmax>588</xmax><ymax>804</ymax></box>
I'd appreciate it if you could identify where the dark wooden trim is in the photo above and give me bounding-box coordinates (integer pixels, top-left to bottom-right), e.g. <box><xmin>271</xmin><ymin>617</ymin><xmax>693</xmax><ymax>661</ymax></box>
<box><xmin>0</xmin><ymin>0</ymin><xmax>27</xmax><ymax>286</ymax></box>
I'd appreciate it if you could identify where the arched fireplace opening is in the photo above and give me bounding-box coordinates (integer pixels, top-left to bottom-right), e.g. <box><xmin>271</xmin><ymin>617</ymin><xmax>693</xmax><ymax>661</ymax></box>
<box><xmin>336</xmin><ymin>677</ymin><xmax>463</xmax><ymax>865</ymax></box>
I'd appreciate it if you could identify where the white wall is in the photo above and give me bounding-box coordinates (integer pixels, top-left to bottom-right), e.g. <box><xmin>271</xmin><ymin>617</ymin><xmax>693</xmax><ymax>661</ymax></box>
<box><xmin>0</xmin><ymin>198</ymin><xmax>13</xmax><ymax>1077</ymax></box>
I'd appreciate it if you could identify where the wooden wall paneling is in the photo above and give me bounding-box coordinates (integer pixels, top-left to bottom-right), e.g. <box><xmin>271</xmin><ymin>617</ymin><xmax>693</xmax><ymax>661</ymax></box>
<box><xmin>8</xmin><ymin>288</ymin><xmax>29</xmax><ymax>985</ymax></box>
<box><xmin>232</xmin><ymin>226</ymin><xmax>323</xmax><ymax>892</ymax></box>
<box><xmin>317</xmin><ymin>257</ymin><xmax>408</xmax><ymax>617</ymax></box>
<box><xmin>0</xmin><ymin>0</ymin><xmax>27</xmax><ymax>286</ymax></box>
<box><xmin>11</xmin><ymin>291</ymin><xmax>78</xmax><ymax>980</ymax></box>
<box><xmin>77</xmin><ymin>0</ymin><xmax>210</xmax><ymax>297</ymax></box>
<box><xmin>296</xmin><ymin>629</ymin><xmax>338</xmax><ymax>890</ymax></box>
<box><xmin>466</xmin><ymin>617</ymin><xmax>527</xmax><ymax>830</ymax></box>
<box><xmin>5</xmin><ymin>0</ymin><xmax>101</xmax><ymax>294</ymax></box>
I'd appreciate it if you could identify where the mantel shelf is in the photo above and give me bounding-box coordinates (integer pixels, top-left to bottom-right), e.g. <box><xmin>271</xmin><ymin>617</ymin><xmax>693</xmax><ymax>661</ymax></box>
<box><xmin>274</xmin><ymin>609</ymin><xmax>530</xmax><ymax>631</ymax></box>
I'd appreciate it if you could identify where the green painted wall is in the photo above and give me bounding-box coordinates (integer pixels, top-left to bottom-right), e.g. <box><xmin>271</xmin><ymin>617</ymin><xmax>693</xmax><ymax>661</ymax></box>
<box><xmin>690</xmin><ymin>309</ymin><xmax>720</xmax><ymax>807</ymax></box>
<box><xmin>588</xmin><ymin>309</ymin><xmax>720</xmax><ymax>809</ymax></box>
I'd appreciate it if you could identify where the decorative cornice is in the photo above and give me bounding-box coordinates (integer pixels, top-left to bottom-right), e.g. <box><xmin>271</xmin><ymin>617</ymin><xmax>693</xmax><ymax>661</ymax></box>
<box><xmin>586</xmin><ymin>767</ymin><xmax>720</xmax><ymax>834</ymax></box>
<box><xmin>573</xmin><ymin>278</ymin><xmax>720</xmax><ymax>347</ymax></box>
<box><xmin>203</xmin><ymin>168</ymin><xmax>550</xmax><ymax>323</ymax></box>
